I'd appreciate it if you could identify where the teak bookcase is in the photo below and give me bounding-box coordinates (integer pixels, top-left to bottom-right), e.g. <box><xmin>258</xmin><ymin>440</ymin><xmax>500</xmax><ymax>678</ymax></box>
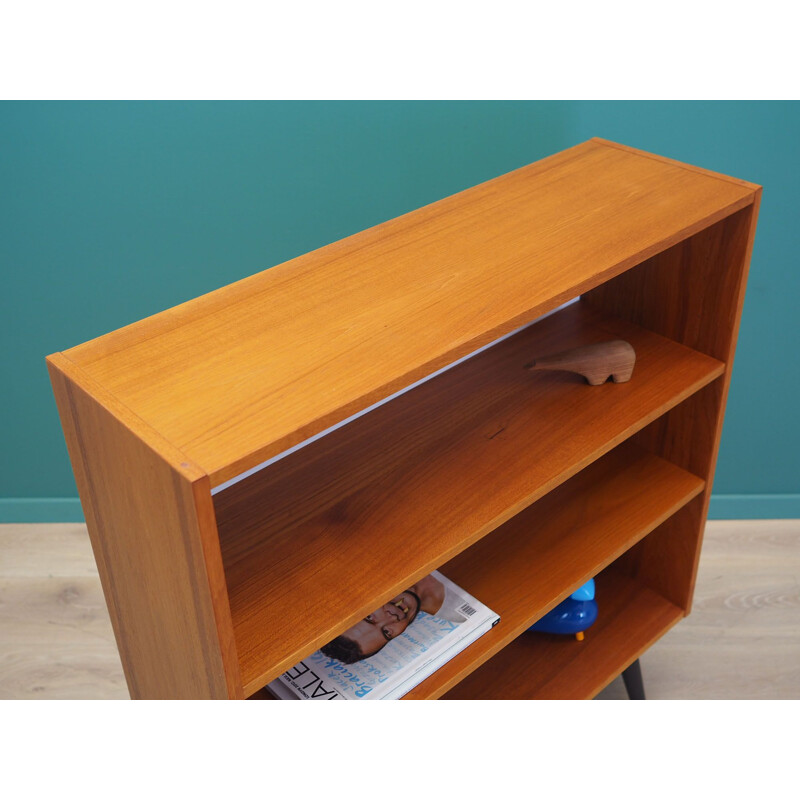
<box><xmin>47</xmin><ymin>139</ymin><xmax>761</xmax><ymax>700</ymax></box>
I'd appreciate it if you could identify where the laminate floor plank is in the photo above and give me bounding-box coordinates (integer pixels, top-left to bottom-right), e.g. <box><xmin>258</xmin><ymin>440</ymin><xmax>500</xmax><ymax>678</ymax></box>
<box><xmin>0</xmin><ymin>524</ymin><xmax>127</xmax><ymax>700</ymax></box>
<box><xmin>1</xmin><ymin>520</ymin><xmax>797</xmax><ymax>700</ymax></box>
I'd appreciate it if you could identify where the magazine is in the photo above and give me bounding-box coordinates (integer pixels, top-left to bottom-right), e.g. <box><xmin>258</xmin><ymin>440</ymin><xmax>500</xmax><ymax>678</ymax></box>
<box><xmin>266</xmin><ymin>570</ymin><xmax>499</xmax><ymax>700</ymax></box>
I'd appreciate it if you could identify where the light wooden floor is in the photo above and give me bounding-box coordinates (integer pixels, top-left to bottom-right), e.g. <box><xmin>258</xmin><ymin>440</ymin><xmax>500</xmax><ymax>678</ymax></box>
<box><xmin>1</xmin><ymin>520</ymin><xmax>798</xmax><ymax>699</ymax></box>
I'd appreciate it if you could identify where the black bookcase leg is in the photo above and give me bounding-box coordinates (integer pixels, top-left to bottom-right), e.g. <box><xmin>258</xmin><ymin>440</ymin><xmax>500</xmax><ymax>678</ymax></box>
<box><xmin>622</xmin><ymin>658</ymin><xmax>646</xmax><ymax>700</ymax></box>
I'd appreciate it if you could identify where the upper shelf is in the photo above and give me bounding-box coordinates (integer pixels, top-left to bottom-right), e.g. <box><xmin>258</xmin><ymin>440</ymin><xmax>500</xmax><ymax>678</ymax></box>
<box><xmin>54</xmin><ymin>138</ymin><xmax>758</xmax><ymax>486</ymax></box>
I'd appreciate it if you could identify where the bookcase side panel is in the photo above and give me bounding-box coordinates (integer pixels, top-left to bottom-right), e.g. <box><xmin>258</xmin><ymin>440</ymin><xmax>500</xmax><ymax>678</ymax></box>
<box><xmin>583</xmin><ymin>195</ymin><xmax>761</xmax><ymax>611</ymax></box>
<box><xmin>47</xmin><ymin>356</ymin><xmax>242</xmax><ymax>699</ymax></box>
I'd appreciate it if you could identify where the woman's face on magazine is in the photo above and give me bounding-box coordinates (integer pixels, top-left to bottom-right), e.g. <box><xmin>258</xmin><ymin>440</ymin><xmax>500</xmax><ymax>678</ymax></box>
<box><xmin>343</xmin><ymin>591</ymin><xmax>421</xmax><ymax>659</ymax></box>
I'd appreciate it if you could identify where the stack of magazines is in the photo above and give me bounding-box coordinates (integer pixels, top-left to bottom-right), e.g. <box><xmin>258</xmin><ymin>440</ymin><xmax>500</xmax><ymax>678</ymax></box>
<box><xmin>267</xmin><ymin>570</ymin><xmax>499</xmax><ymax>700</ymax></box>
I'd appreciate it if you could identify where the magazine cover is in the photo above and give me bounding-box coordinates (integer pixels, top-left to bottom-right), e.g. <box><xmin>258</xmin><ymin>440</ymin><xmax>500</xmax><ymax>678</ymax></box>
<box><xmin>267</xmin><ymin>570</ymin><xmax>499</xmax><ymax>700</ymax></box>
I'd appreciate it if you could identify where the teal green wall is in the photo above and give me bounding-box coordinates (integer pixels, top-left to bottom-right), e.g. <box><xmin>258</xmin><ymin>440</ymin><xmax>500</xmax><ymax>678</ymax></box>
<box><xmin>1</xmin><ymin>101</ymin><xmax>797</xmax><ymax>521</ymax></box>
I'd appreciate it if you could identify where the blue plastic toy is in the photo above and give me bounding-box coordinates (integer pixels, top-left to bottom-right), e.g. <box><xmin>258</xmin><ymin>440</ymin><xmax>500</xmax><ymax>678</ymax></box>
<box><xmin>528</xmin><ymin>579</ymin><xmax>598</xmax><ymax>641</ymax></box>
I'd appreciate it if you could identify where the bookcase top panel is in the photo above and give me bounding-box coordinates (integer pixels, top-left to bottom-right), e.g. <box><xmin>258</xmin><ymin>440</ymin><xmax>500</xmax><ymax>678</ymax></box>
<box><xmin>58</xmin><ymin>138</ymin><xmax>757</xmax><ymax>485</ymax></box>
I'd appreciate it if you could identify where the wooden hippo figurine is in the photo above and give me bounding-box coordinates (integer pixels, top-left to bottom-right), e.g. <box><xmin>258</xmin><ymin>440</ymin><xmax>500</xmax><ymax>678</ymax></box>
<box><xmin>525</xmin><ymin>339</ymin><xmax>636</xmax><ymax>385</ymax></box>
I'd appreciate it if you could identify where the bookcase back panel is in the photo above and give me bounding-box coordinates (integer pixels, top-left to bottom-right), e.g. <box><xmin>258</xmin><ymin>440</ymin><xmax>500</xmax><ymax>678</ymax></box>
<box><xmin>214</xmin><ymin>302</ymin><xmax>724</xmax><ymax>693</ymax></box>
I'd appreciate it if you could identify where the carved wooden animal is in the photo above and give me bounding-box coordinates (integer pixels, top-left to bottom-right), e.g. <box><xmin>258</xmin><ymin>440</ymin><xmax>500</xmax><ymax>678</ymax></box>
<box><xmin>525</xmin><ymin>340</ymin><xmax>636</xmax><ymax>385</ymax></box>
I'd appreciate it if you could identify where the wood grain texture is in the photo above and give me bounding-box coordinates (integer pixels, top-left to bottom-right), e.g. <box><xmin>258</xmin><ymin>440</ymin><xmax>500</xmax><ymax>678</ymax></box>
<box><xmin>442</xmin><ymin>568</ymin><xmax>684</xmax><ymax>700</ymax></box>
<box><xmin>57</xmin><ymin>140</ymin><xmax>755</xmax><ymax>486</ymax></box>
<box><xmin>584</xmin><ymin>203</ymin><xmax>759</xmax><ymax>361</ymax></box>
<box><xmin>46</xmin><ymin>355</ymin><xmax>243</xmax><ymax>699</ymax></box>
<box><xmin>214</xmin><ymin>302</ymin><xmax>723</xmax><ymax>695</ymax></box>
<box><xmin>591</xmin><ymin>138</ymin><xmax>761</xmax><ymax>192</ymax></box>
<box><xmin>399</xmin><ymin>442</ymin><xmax>704</xmax><ymax>699</ymax></box>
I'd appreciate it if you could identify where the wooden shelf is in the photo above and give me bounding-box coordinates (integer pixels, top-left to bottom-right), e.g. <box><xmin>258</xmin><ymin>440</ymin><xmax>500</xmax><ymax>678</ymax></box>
<box><xmin>215</xmin><ymin>301</ymin><xmax>721</xmax><ymax>695</ymax></box>
<box><xmin>442</xmin><ymin>568</ymin><xmax>683</xmax><ymax>700</ymax></box>
<box><xmin>400</xmin><ymin>442</ymin><xmax>702</xmax><ymax>699</ymax></box>
<box><xmin>47</xmin><ymin>140</ymin><xmax>760</xmax><ymax>699</ymax></box>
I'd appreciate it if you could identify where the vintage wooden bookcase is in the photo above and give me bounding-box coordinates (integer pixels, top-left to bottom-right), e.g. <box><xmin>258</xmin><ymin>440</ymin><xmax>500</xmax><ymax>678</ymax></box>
<box><xmin>47</xmin><ymin>139</ymin><xmax>761</xmax><ymax>699</ymax></box>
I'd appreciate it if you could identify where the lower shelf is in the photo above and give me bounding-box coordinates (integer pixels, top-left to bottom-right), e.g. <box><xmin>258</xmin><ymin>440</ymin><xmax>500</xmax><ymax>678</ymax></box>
<box><xmin>441</xmin><ymin>568</ymin><xmax>683</xmax><ymax>699</ymax></box>
<box><xmin>397</xmin><ymin>441</ymin><xmax>700</xmax><ymax>699</ymax></box>
<box><xmin>251</xmin><ymin>441</ymin><xmax>701</xmax><ymax>699</ymax></box>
